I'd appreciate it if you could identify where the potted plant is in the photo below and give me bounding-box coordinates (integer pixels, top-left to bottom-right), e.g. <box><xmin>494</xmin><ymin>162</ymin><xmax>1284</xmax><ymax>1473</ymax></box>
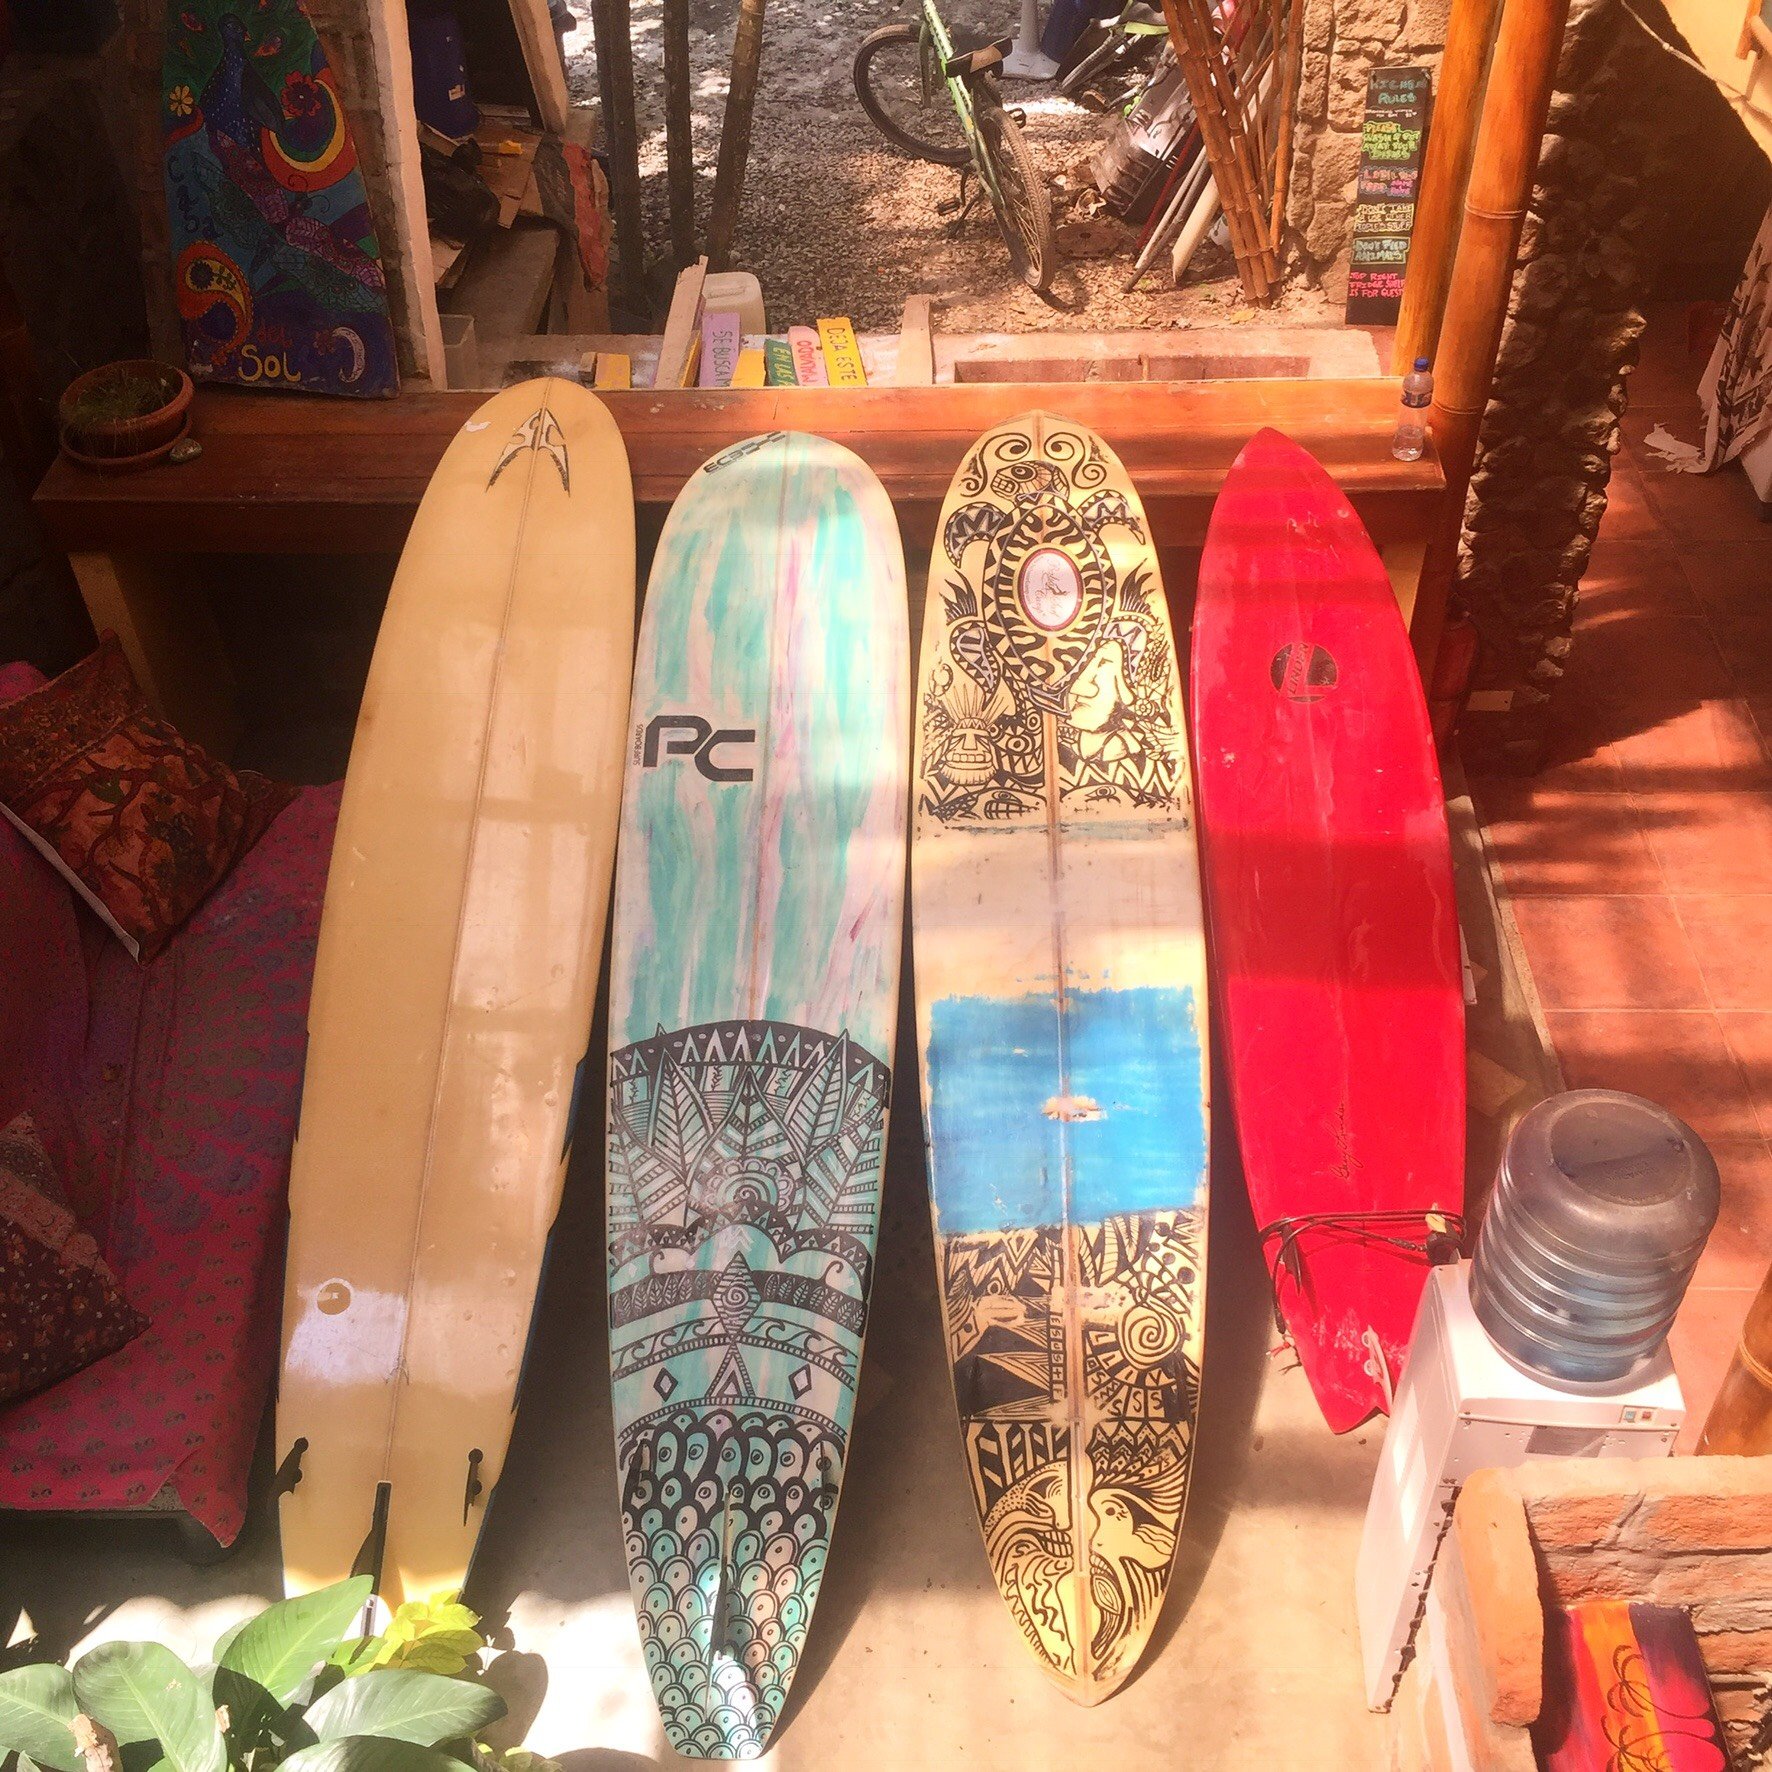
<box><xmin>58</xmin><ymin>360</ymin><xmax>193</xmax><ymax>471</ymax></box>
<box><xmin>0</xmin><ymin>1580</ymin><xmax>553</xmax><ymax>1772</ymax></box>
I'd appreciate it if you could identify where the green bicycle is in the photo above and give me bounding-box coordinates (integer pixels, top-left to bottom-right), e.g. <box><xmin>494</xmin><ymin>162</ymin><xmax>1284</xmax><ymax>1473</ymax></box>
<box><xmin>853</xmin><ymin>2</ymin><xmax>1058</xmax><ymax>291</ymax></box>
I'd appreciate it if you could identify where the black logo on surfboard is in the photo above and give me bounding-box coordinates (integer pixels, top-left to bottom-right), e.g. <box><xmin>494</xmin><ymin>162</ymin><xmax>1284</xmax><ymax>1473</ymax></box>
<box><xmin>639</xmin><ymin>714</ymin><xmax>757</xmax><ymax>782</ymax></box>
<box><xmin>1270</xmin><ymin>643</ymin><xmax>1338</xmax><ymax>702</ymax></box>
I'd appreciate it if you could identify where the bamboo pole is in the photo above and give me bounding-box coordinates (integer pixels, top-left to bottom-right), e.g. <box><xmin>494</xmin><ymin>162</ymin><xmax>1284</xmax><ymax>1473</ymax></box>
<box><xmin>1160</xmin><ymin>0</ymin><xmax>1277</xmax><ymax>300</ymax></box>
<box><xmin>590</xmin><ymin>0</ymin><xmax>648</xmax><ymax>315</ymax></box>
<box><xmin>1269</xmin><ymin>0</ymin><xmax>1305</xmax><ymax>249</ymax></box>
<box><xmin>705</xmin><ymin>0</ymin><xmax>768</xmax><ymax>273</ymax></box>
<box><xmin>1394</xmin><ymin>0</ymin><xmax>1506</xmax><ymax>371</ymax></box>
<box><xmin>1408</xmin><ymin>0</ymin><xmax>1571</xmax><ymax>681</ymax></box>
<box><xmin>1698</xmin><ymin>1267</ymin><xmax>1772</xmax><ymax>1455</ymax></box>
<box><xmin>663</xmin><ymin>0</ymin><xmax>696</xmax><ymax>268</ymax></box>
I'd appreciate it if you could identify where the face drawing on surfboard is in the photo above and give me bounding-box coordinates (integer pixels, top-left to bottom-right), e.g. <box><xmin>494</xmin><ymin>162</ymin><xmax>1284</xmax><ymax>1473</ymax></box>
<box><xmin>920</xmin><ymin>426</ymin><xmax>1182</xmax><ymax>824</ymax></box>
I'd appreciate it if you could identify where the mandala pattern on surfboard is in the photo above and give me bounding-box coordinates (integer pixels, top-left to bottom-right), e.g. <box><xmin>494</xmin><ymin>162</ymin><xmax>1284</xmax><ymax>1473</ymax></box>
<box><xmin>919</xmin><ymin>419</ymin><xmax>1182</xmax><ymax>823</ymax></box>
<box><xmin>607</xmin><ymin>1018</ymin><xmax>891</xmax><ymax>1755</ymax></box>
<box><xmin>938</xmin><ymin>1207</ymin><xmax>1203</xmax><ymax>1685</ymax></box>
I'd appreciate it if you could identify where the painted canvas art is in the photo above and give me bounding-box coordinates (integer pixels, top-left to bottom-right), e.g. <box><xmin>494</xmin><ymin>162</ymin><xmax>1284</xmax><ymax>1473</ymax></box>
<box><xmin>1537</xmin><ymin>1600</ymin><xmax>1729</xmax><ymax>1772</ymax></box>
<box><xmin>162</xmin><ymin>0</ymin><xmax>399</xmax><ymax>397</ymax></box>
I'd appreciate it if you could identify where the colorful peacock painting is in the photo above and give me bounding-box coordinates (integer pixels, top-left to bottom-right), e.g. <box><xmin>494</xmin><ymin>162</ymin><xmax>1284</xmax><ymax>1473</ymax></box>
<box><xmin>163</xmin><ymin>0</ymin><xmax>399</xmax><ymax>397</ymax></box>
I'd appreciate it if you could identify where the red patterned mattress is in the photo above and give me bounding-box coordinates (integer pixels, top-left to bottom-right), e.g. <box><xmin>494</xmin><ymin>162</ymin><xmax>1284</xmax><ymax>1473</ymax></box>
<box><xmin>0</xmin><ymin>663</ymin><xmax>338</xmax><ymax>1544</ymax></box>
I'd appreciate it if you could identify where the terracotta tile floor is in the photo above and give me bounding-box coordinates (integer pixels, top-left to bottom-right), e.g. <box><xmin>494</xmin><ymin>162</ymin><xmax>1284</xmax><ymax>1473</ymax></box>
<box><xmin>1468</xmin><ymin>307</ymin><xmax>1771</xmax><ymax>1449</ymax></box>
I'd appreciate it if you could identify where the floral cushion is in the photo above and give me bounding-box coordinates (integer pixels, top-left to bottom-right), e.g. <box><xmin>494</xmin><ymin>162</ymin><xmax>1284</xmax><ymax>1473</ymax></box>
<box><xmin>0</xmin><ymin>1111</ymin><xmax>147</xmax><ymax>1405</ymax></box>
<box><xmin>0</xmin><ymin>637</ymin><xmax>295</xmax><ymax>961</ymax></box>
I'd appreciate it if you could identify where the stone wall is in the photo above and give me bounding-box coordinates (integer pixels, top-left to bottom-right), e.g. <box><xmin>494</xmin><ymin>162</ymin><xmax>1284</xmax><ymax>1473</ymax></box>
<box><xmin>1285</xmin><ymin>0</ymin><xmax>1450</xmax><ymax>299</ymax></box>
<box><xmin>1454</xmin><ymin>0</ymin><xmax>1770</xmax><ymax>771</ymax></box>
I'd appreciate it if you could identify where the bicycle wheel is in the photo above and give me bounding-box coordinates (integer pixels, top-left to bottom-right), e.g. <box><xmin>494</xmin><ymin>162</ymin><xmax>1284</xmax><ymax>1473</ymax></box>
<box><xmin>854</xmin><ymin>22</ymin><xmax>971</xmax><ymax>166</ymax></box>
<box><xmin>975</xmin><ymin>95</ymin><xmax>1057</xmax><ymax>291</ymax></box>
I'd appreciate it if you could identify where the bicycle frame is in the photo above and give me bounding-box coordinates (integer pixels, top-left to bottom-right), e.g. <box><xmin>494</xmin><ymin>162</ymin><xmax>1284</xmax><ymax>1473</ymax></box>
<box><xmin>913</xmin><ymin>0</ymin><xmax>1015</xmax><ymax>223</ymax></box>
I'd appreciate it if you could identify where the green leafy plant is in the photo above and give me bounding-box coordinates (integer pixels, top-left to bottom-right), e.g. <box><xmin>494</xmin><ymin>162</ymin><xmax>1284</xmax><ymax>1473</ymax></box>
<box><xmin>0</xmin><ymin>1581</ymin><xmax>519</xmax><ymax>1772</ymax></box>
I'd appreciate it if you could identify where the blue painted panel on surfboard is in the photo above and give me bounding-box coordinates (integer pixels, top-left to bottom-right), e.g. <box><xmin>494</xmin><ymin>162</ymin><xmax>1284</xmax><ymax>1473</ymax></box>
<box><xmin>925</xmin><ymin>983</ymin><xmax>1206</xmax><ymax>1236</ymax></box>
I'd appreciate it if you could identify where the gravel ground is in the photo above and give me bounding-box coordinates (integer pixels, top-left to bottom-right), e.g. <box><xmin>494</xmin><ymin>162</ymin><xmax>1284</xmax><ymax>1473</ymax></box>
<box><xmin>559</xmin><ymin>0</ymin><xmax>1338</xmax><ymax>332</ymax></box>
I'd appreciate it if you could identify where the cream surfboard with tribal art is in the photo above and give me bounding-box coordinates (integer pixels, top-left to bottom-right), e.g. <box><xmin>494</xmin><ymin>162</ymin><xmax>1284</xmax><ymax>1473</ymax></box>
<box><xmin>278</xmin><ymin>379</ymin><xmax>634</xmax><ymax>1603</ymax></box>
<box><xmin>911</xmin><ymin>412</ymin><xmax>1209</xmax><ymax>1702</ymax></box>
<box><xmin>606</xmin><ymin>431</ymin><xmax>908</xmax><ymax>1758</ymax></box>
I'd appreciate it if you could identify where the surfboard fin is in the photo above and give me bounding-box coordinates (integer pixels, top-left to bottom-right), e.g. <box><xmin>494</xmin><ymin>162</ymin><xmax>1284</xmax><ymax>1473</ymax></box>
<box><xmin>352</xmin><ymin>1480</ymin><xmax>392</xmax><ymax>1595</ymax></box>
<box><xmin>708</xmin><ymin>1486</ymin><xmax>739</xmax><ymax>1656</ymax></box>
<box><xmin>461</xmin><ymin>1447</ymin><xmax>485</xmax><ymax>1524</ymax></box>
<box><xmin>273</xmin><ymin>1437</ymin><xmax>308</xmax><ymax>1496</ymax></box>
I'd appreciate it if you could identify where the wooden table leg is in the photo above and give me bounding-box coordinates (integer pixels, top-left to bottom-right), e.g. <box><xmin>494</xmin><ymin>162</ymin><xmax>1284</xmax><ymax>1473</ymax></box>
<box><xmin>67</xmin><ymin>550</ymin><xmax>240</xmax><ymax>758</ymax></box>
<box><xmin>1383</xmin><ymin>536</ymin><xmax>1428</xmax><ymax>630</ymax></box>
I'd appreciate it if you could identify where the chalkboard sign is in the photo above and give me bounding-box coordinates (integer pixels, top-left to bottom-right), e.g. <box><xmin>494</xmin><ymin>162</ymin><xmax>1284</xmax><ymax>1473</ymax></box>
<box><xmin>1345</xmin><ymin>66</ymin><xmax>1432</xmax><ymax>327</ymax></box>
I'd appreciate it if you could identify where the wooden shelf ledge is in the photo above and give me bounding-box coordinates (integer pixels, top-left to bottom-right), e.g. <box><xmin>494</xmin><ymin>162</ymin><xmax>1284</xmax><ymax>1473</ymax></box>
<box><xmin>36</xmin><ymin>378</ymin><xmax>1444</xmax><ymax>558</ymax></box>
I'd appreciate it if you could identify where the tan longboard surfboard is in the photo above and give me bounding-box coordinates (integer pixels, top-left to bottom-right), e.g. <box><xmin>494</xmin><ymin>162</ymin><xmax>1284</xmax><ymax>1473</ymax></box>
<box><xmin>911</xmin><ymin>412</ymin><xmax>1209</xmax><ymax>1702</ymax></box>
<box><xmin>277</xmin><ymin>378</ymin><xmax>634</xmax><ymax>1604</ymax></box>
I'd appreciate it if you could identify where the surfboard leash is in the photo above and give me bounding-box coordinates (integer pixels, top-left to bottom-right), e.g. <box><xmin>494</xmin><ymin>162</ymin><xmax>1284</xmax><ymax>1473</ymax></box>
<box><xmin>1256</xmin><ymin>1208</ymin><xmax>1468</xmax><ymax>1339</ymax></box>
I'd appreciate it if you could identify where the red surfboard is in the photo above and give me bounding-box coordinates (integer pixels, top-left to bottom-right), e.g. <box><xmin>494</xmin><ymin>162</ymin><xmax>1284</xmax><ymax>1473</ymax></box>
<box><xmin>1191</xmin><ymin>427</ymin><xmax>1464</xmax><ymax>1433</ymax></box>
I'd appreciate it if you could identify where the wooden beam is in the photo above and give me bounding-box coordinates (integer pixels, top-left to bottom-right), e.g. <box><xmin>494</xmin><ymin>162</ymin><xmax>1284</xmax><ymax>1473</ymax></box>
<box><xmin>896</xmin><ymin>297</ymin><xmax>935</xmax><ymax>387</ymax></box>
<box><xmin>1393</xmin><ymin>0</ymin><xmax>1505</xmax><ymax>373</ymax></box>
<box><xmin>506</xmin><ymin>0</ymin><xmax>570</xmax><ymax>133</ymax></box>
<box><xmin>1410</xmin><ymin>0</ymin><xmax>1572</xmax><ymax>680</ymax></box>
<box><xmin>319</xmin><ymin>0</ymin><xmax>445</xmax><ymax>382</ymax></box>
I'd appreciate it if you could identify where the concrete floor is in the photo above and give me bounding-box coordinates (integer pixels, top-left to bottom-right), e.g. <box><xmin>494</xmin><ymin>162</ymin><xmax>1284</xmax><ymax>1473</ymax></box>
<box><xmin>0</xmin><ymin>994</ymin><xmax>1393</xmax><ymax>1769</ymax></box>
<box><xmin>0</xmin><ymin>757</ymin><xmax>1566</xmax><ymax>1769</ymax></box>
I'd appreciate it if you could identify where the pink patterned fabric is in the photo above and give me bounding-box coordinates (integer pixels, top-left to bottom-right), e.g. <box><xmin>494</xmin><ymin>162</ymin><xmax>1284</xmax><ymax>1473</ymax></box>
<box><xmin>0</xmin><ymin>655</ymin><xmax>339</xmax><ymax>1542</ymax></box>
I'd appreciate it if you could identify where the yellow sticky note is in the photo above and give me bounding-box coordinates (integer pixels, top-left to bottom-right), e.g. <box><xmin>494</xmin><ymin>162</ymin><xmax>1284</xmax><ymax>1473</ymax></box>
<box><xmin>817</xmin><ymin>317</ymin><xmax>867</xmax><ymax>388</ymax></box>
<box><xmin>730</xmin><ymin>347</ymin><xmax>766</xmax><ymax>388</ymax></box>
<box><xmin>592</xmin><ymin>352</ymin><xmax>631</xmax><ymax>390</ymax></box>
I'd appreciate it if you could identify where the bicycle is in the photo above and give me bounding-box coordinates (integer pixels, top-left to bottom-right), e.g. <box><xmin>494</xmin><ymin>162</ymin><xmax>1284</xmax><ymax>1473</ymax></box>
<box><xmin>853</xmin><ymin>2</ymin><xmax>1058</xmax><ymax>292</ymax></box>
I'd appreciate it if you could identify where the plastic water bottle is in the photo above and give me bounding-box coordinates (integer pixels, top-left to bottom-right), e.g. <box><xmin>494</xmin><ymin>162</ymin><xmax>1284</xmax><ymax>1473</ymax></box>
<box><xmin>1392</xmin><ymin>357</ymin><xmax>1432</xmax><ymax>461</ymax></box>
<box><xmin>1470</xmin><ymin>1090</ymin><xmax>1719</xmax><ymax>1388</ymax></box>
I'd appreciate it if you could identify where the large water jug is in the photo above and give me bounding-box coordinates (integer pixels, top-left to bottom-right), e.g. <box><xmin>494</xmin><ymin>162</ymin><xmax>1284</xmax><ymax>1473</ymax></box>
<box><xmin>1470</xmin><ymin>1089</ymin><xmax>1718</xmax><ymax>1387</ymax></box>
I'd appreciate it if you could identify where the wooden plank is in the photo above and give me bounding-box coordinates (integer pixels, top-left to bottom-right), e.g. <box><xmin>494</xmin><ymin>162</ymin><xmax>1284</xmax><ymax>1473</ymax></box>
<box><xmin>592</xmin><ymin>352</ymin><xmax>632</xmax><ymax>390</ymax></box>
<box><xmin>439</xmin><ymin>222</ymin><xmax>558</xmax><ymax>341</ymax></box>
<box><xmin>506</xmin><ymin>0</ymin><xmax>571</xmax><ymax>133</ymax></box>
<box><xmin>788</xmin><ymin>326</ymin><xmax>828</xmax><ymax>387</ymax></box>
<box><xmin>896</xmin><ymin>296</ymin><xmax>935</xmax><ymax>387</ymax></box>
<box><xmin>698</xmin><ymin>310</ymin><xmax>742</xmax><ymax>387</ymax></box>
<box><xmin>312</xmin><ymin>0</ymin><xmax>444</xmax><ymax>381</ymax></box>
<box><xmin>818</xmin><ymin>317</ymin><xmax>868</xmax><ymax>387</ymax></box>
<box><xmin>654</xmin><ymin>257</ymin><xmax>709</xmax><ymax>389</ymax></box>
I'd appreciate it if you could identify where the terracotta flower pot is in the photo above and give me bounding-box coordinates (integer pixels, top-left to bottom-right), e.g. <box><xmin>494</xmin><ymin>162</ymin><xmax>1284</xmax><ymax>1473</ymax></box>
<box><xmin>58</xmin><ymin>361</ymin><xmax>193</xmax><ymax>472</ymax></box>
